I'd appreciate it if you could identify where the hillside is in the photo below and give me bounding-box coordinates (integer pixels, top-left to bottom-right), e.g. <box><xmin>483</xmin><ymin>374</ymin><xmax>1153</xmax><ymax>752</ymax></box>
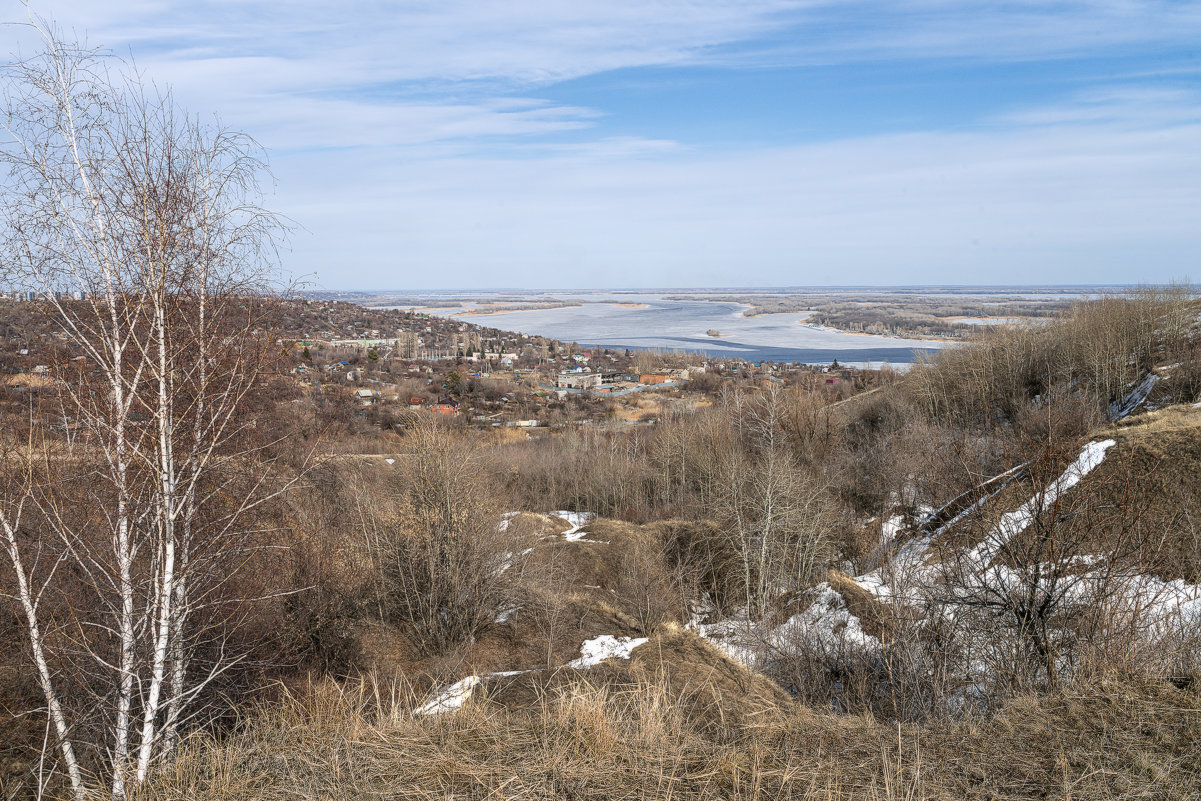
<box><xmin>136</xmin><ymin>504</ymin><xmax>1201</xmax><ymax>800</ymax></box>
<box><xmin>697</xmin><ymin>400</ymin><xmax>1201</xmax><ymax>716</ymax></box>
<box><xmin>0</xmin><ymin>7</ymin><xmax>1194</xmax><ymax>797</ymax></box>
<box><xmin>5</xmin><ymin>290</ymin><xmax>1201</xmax><ymax>800</ymax></box>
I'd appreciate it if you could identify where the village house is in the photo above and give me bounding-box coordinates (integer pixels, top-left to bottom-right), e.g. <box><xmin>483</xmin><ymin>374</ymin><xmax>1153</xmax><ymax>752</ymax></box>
<box><xmin>431</xmin><ymin>398</ymin><xmax>460</xmax><ymax>416</ymax></box>
<box><xmin>556</xmin><ymin>371</ymin><xmax>603</xmax><ymax>389</ymax></box>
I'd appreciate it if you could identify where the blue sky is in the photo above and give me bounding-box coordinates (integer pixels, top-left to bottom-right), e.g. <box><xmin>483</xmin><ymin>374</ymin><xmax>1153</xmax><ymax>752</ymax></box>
<box><xmin>18</xmin><ymin>1</ymin><xmax>1201</xmax><ymax>289</ymax></box>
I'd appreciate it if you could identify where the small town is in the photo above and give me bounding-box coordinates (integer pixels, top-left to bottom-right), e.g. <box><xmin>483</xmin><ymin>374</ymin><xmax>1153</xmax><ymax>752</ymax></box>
<box><xmin>278</xmin><ymin>298</ymin><xmax>872</xmax><ymax>433</ymax></box>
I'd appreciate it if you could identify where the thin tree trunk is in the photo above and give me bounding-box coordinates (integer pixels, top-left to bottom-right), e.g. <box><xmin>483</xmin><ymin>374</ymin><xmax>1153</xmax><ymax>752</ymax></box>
<box><xmin>1</xmin><ymin>513</ymin><xmax>84</xmax><ymax>801</ymax></box>
<box><xmin>137</xmin><ymin>298</ymin><xmax>178</xmax><ymax>780</ymax></box>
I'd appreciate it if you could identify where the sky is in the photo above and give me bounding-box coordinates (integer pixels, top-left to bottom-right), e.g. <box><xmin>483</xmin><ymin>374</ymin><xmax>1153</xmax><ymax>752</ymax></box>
<box><xmin>12</xmin><ymin>1</ymin><xmax>1201</xmax><ymax>289</ymax></box>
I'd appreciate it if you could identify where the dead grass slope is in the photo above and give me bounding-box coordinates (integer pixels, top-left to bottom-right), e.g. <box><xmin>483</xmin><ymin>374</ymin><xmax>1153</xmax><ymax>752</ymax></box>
<box><xmin>921</xmin><ymin>402</ymin><xmax>1201</xmax><ymax>581</ymax></box>
<box><xmin>134</xmin><ymin>674</ymin><xmax>1201</xmax><ymax>801</ymax></box>
<box><xmin>478</xmin><ymin>624</ymin><xmax>791</xmax><ymax>730</ymax></box>
<box><xmin>1103</xmin><ymin>402</ymin><xmax>1201</xmax><ymax>580</ymax></box>
<box><xmin>348</xmin><ymin>514</ymin><xmax>665</xmax><ymax>687</ymax></box>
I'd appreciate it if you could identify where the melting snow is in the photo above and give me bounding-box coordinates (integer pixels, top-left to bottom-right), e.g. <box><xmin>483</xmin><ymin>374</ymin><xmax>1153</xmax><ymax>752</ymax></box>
<box><xmin>441</xmin><ymin>430</ymin><xmax>1181</xmax><ymax>711</ymax></box>
<box><xmin>554</xmin><ymin>511</ymin><xmax>596</xmax><ymax>541</ymax></box>
<box><xmin>413</xmin><ymin>675</ymin><xmax>480</xmax><ymax>715</ymax></box>
<box><xmin>565</xmin><ymin>634</ymin><xmax>648</xmax><ymax>668</ymax></box>
<box><xmin>775</xmin><ymin>585</ymin><xmax>880</xmax><ymax>652</ymax></box>
<box><xmin>699</xmin><ymin>438</ymin><xmax>1129</xmax><ymax>673</ymax></box>
<box><xmin>496</xmin><ymin>546</ymin><xmax>535</xmax><ymax>575</ymax></box>
<box><xmin>882</xmin><ymin>515</ymin><xmax>905</xmax><ymax>541</ymax></box>
<box><xmin>968</xmin><ymin>439</ymin><xmax>1115</xmax><ymax>566</ymax></box>
<box><xmin>415</xmin><ymin>632</ymin><xmax>645</xmax><ymax>716</ymax></box>
<box><xmin>494</xmin><ymin>604</ymin><xmax>521</xmax><ymax>624</ymax></box>
<box><xmin>1110</xmin><ymin>373</ymin><xmax>1159</xmax><ymax>420</ymax></box>
<box><xmin>414</xmin><ymin>670</ymin><xmax>530</xmax><ymax>716</ymax></box>
<box><xmin>699</xmin><ymin>586</ymin><xmax>883</xmax><ymax>668</ymax></box>
<box><xmin>698</xmin><ymin>614</ymin><xmax>759</xmax><ymax>666</ymax></box>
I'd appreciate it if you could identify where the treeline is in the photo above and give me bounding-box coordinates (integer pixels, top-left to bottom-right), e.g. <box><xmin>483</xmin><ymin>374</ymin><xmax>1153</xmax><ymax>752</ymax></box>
<box><xmin>670</xmin><ymin>292</ymin><xmax>1078</xmax><ymax>338</ymax></box>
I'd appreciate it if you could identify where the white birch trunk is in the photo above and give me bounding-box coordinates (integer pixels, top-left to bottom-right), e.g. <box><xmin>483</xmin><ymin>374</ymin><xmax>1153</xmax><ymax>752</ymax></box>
<box><xmin>110</xmin><ymin>338</ymin><xmax>137</xmax><ymax>801</ymax></box>
<box><xmin>135</xmin><ymin>297</ymin><xmax>178</xmax><ymax>780</ymax></box>
<box><xmin>0</xmin><ymin>21</ymin><xmax>287</xmax><ymax>796</ymax></box>
<box><xmin>0</xmin><ymin>512</ymin><xmax>84</xmax><ymax>801</ymax></box>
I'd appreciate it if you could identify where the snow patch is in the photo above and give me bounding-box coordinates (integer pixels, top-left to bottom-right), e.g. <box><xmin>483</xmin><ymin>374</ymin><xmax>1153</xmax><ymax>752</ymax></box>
<box><xmin>1110</xmin><ymin>373</ymin><xmax>1159</xmax><ymax>420</ymax></box>
<box><xmin>494</xmin><ymin>604</ymin><xmax>521</xmax><ymax>624</ymax></box>
<box><xmin>698</xmin><ymin>616</ymin><xmax>759</xmax><ymax>666</ymax></box>
<box><xmin>496</xmin><ymin>546</ymin><xmax>535</xmax><ymax>575</ymax></box>
<box><xmin>413</xmin><ymin>675</ymin><xmax>480</xmax><ymax>715</ymax></box>
<box><xmin>968</xmin><ymin>439</ymin><xmax>1115</xmax><ymax>566</ymax></box>
<box><xmin>496</xmin><ymin>511</ymin><xmax>521</xmax><ymax>533</ymax></box>
<box><xmin>698</xmin><ymin>438</ymin><xmax>1124</xmax><ymax>678</ymax></box>
<box><xmin>697</xmin><ymin>585</ymin><xmax>883</xmax><ymax>668</ymax></box>
<box><xmin>882</xmin><ymin>515</ymin><xmax>905</xmax><ymax>541</ymax></box>
<box><xmin>565</xmin><ymin>634</ymin><xmax>648</xmax><ymax>668</ymax></box>
<box><xmin>774</xmin><ymin>584</ymin><xmax>881</xmax><ymax>653</ymax></box>
<box><xmin>415</xmin><ymin>633</ymin><xmax>647</xmax><ymax>716</ymax></box>
<box><xmin>543</xmin><ymin>510</ymin><xmax>599</xmax><ymax>541</ymax></box>
<box><xmin>554</xmin><ymin>510</ymin><xmax>596</xmax><ymax>541</ymax></box>
<box><xmin>414</xmin><ymin>670</ymin><xmax>530</xmax><ymax>716</ymax></box>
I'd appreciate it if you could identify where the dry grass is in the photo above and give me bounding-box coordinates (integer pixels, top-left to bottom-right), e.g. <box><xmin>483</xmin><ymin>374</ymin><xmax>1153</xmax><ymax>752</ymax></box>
<box><xmin>1100</xmin><ymin>403</ymin><xmax>1201</xmax><ymax>580</ymax></box>
<box><xmin>918</xmin><ymin>403</ymin><xmax>1201</xmax><ymax>582</ymax></box>
<box><xmin>826</xmin><ymin>569</ymin><xmax>897</xmax><ymax>642</ymax></box>
<box><xmin>128</xmin><ymin>671</ymin><xmax>1201</xmax><ymax>801</ymax></box>
<box><xmin>531</xmin><ymin>518</ymin><xmax>645</xmax><ymax>590</ymax></box>
<box><xmin>615</xmin><ymin>395</ymin><xmax>664</xmax><ymax>423</ymax></box>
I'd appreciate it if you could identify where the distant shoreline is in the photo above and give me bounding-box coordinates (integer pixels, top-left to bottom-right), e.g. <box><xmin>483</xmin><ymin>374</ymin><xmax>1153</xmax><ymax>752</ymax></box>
<box><xmin>452</xmin><ymin>302</ymin><xmax>581</xmax><ymax>317</ymax></box>
<box><xmin>457</xmin><ymin>301</ymin><xmax>648</xmax><ymax>317</ymax></box>
<box><xmin>796</xmin><ymin>319</ymin><xmax>958</xmax><ymax>343</ymax></box>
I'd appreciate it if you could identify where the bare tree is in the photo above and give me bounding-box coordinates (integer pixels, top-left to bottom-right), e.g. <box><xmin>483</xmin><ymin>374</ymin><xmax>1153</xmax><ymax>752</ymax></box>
<box><xmin>931</xmin><ymin>438</ymin><xmax>1168</xmax><ymax>695</ymax></box>
<box><xmin>0</xmin><ymin>18</ymin><xmax>286</xmax><ymax>800</ymax></box>
<box><xmin>376</xmin><ymin>423</ymin><xmax>524</xmax><ymax>654</ymax></box>
<box><xmin>526</xmin><ymin>546</ymin><xmax>572</xmax><ymax>669</ymax></box>
<box><xmin>712</xmin><ymin>386</ymin><xmax>833</xmax><ymax>618</ymax></box>
<box><xmin>615</xmin><ymin>528</ymin><xmax>681</xmax><ymax>635</ymax></box>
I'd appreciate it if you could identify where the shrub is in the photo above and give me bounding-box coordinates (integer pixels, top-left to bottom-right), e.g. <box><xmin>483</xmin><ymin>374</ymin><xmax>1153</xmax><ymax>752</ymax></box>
<box><xmin>375</xmin><ymin>424</ymin><xmax>528</xmax><ymax>654</ymax></box>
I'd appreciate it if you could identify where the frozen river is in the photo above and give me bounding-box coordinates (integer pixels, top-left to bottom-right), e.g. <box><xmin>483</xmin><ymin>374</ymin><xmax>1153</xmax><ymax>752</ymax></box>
<box><xmin>452</xmin><ymin>295</ymin><xmax>948</xmax><ymax>366</ymax></box>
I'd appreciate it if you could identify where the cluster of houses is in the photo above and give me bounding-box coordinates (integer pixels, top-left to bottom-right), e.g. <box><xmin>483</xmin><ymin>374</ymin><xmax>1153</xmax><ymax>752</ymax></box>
<box><xmin>550</xmin><ymin>367</ymin><xmax>696</xmax><ymax>395</ymax></box>
<box><xmin>279</xmin><ymin>301</ymin><xmax>880</xmax><ymax>431</ymax></box>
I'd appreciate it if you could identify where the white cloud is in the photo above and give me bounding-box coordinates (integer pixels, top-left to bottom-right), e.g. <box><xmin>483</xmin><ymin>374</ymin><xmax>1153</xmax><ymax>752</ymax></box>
<box><xmin>33</xmin><ymin>1</ymin><xmax>1201</xmax><ymax>89</ymax></box>
<box><xmin>41</xmin><ymin>1</ymin><xmax>814</xmax><ymax>85</ymax></box>
<box><xmin>11</xmin><ymin>1</ymin><xmax>1200</xmax><ymax>287</ymax></box>
<box><xmin>265</xmin><ymin>95</ymin><xmax>1201</xmax><ymax>287</ymax></box>
<box><xmin>994</xmin><ymin>87</ymin><xmax>1201</xmax><ymax>127</ymax></box>
<box><xmin>22</xmin><ymin>1</ymin><xmax>1201</xmax><ymax>154</ymax></box>
<box><xmin>223</xmin><ymin>95</ymin><xmax>601</xmax><ymax>151</ymax></box>
<box><xmin>751</xmin><ymin>1</ymin><xmax>1201</xmax><ymax>66</ymax></box>
<box><xmin>272</xmin><ymin>88</ymin><xmax>1201</xmax><ymax>287</ymax></box>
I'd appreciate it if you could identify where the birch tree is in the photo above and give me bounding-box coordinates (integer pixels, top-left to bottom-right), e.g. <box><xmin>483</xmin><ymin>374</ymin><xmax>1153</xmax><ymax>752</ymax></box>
<box><xmin>0</xmin><ymin>18</ymin><xmax>287</xmax><ymax>800</ymax></box>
